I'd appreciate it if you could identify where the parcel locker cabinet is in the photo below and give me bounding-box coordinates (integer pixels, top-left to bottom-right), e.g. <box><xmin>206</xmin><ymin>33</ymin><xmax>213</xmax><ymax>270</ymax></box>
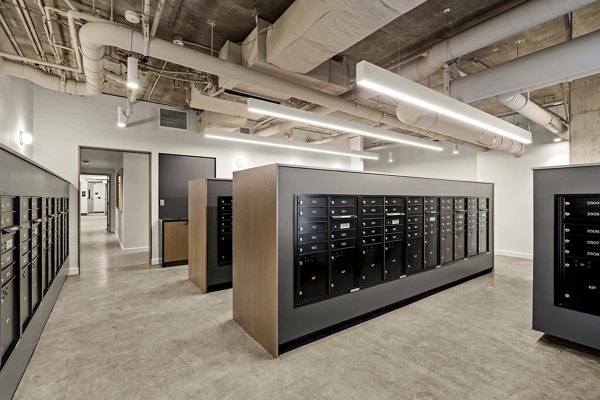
<box><xmin>554</xmin><ymin>195</ymin><xmax>600</xmax><ymax>317</ymax></box>
<box><xmin>440</xmin><ymin>198</ymin><xmax>454</xmax><ymax>265</ymax></box>
<box><xmin>359</xmin><ymin>197</ymin><xmax>384</xmax><ymax>286</ymax></box>
<box><xmin>19</xmin><ymin>197</ymin><xmax>31</xmax><ymax>225</ymax></box>
<box><xmin>454</xmin><ymin>198</ymin><xmax>467</xmax><ymax>261</ymax></box>
<box><xmin>20</xmin><ymin>265</ymin><xmax>31</xmax><ymax>330</ymax></box>
<box><xmin>1</xmin><ymin>196</ymin><xmax>17</xmax><ymax>231</ymax></box>
<box><xmin>1</xmin><ymin>276</ymin><xmax>18</xmax><ymax>365</ymax></box>
<box><xmin>467</xmin><ymin>198</ymin><xmax>479</xmax><ymax>257</ymax></box>
<box><xmin>295</xmin><ymin>195</ymin><xmax>329</xmax><ymax>305</ymax></box>
<box><xmin>405</xmin><ymin>197</ymin><xmax>424</xmax><ymax>275</ymax></box>
<box><xmin>217</xmin><ymin>196</ymin><xmax>233</xmax><ymax>266</ymax></box>
<box><xmin>384</xmin><ymin>196</ymin><xmax>405</xmax><ymax>280</ymax></box>
<box><xmin>330</xmin><ymin>196</ymin><xmax>358</xmax><ymax>294</ymax></box>
<box><xmin>423</xmin><ymin>197</ymin><xmax>439</xmax><ymax>270</ymax></box>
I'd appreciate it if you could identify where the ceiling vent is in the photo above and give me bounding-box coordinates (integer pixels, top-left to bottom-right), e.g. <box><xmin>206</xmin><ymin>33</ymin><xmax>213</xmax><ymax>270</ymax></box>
<box><xmin>160</xmin><ymin>108</ymin><xmax>188</xmax><ymax>130</ymax></box>
<box><xmin>239</xmin><ymin>127</ymin><xmax>251</xmax><ymax>134</ymax></box>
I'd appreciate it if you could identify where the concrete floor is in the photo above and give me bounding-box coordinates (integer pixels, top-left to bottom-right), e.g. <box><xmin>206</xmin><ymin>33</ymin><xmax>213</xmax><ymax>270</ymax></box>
<box><xmin>14</xmin><ymin>216</ymin><xmax>600</xmax><ymax>399</ymax></box>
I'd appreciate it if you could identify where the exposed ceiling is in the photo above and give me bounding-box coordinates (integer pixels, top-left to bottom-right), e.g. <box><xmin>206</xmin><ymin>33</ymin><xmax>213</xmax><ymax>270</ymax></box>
<box><xmin>1</xmin><ymin>0</ymin><xmax>600</xmax><ymax>151</ymax></box>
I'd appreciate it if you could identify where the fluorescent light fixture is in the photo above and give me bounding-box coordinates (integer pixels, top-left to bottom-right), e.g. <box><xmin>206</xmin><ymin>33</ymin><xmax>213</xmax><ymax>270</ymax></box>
<box><xmin>19</xmin><ymin>131</ymin><xmax>32</xmax><ymax>145</ymax></box>
<box><xmin>247</xmin><ymin>98</ymin><xmax>443</xmax><ymax>152</ymax></box>
<box><xmin>127</xmin><ymin>56</ymin><xmax>139</xmax><ymax>89</ymax></box>
<box><xmin>452</xmin><ymin>143</ymin><xmax>459</xmax><ymax>155</ymax></box>
<box><xmin>117</xmin><ymin>106</ymin><xmax>127</xmax><ymax>128</ymax></box>
<box><xmin>553</xmin><ymin>137</ymin><xmax>562</xmax><ymax>143</ymax></box>
<box><xmin>356</xmin><ymin>61</ymin><xmax>532</xmax><ymax>145</ymax></box>
<box><xmin>204</xmin><ymin>129</ymin><xmax>379</xmax><ymax>160</ymax></box>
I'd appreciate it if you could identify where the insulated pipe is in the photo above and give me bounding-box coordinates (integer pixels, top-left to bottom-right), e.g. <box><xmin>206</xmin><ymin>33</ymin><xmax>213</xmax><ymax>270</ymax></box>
<box><xmin>498</xmin><ymin>93</ymin><xmax>569</xmax><ymax>139</ymax></box>
<box><xmin>142</xmin><ymin>0</ymin><xmax>151</xmax><ymax>56</ymax></box>
<box><xmin>150</xmin><ymin>0</ymin><xmax>166</xmax><ymax>37</ymax></box>
<box><xmin>76</xmin><ymin>22</ymin><xmax>520</xmax><ymax>154</ymax></box>
<box><xmin>395</xmin><ymin>102</ymin><xmax>526</xmax><ymax>156</ymax></box>
<box><xmin>397</xmin><ymin>0</ymin><xmax>596</xmax><ymax>81</ymax></box>
<box><xmin>450</xmin><ymin>29</ymin><xmax>600</xmax><ymax>103</ymax></box>
<box><xmin>1</xmin><ymin>59</ymin><xmax>95</xmax><ymax>95</ymax></box>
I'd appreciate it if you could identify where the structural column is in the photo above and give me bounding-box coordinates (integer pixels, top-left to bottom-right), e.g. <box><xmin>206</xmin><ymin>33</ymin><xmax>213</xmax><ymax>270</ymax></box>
<box><xmin>570</xmin><ymin>74</ymin><xmax>600</xmax><ymax>164</ymax></box>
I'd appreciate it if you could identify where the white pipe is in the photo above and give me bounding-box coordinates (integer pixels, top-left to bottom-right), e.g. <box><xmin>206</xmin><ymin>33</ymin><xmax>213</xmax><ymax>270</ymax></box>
<box><xmin>0</xmin><ymin>51</ymin><xmax>81</xmax><ymax>72</ymax></box>
<box><xmin>395</xmin><ymin>102</ymin><xmax>526</xmax><ymax>156</ymax></box>
<box><xmin>397</xmin><ymin>0</ymin><xmax>596</xmax><ymax>81</ymax></box>
<box><xmin>11</xmin><ymin>0</ymin><xmax>47</xmax><ymax>71</ymax></box>
<box><xmin>142</xmin><ymin>0</ymin><xmax>151</xmax><ymax>56</ymax></box>
<box><xmin>498</xmin><ymin>93</ymin><xmax>569</xmax><ymax>138</ymax></box>
<box><xmin>0</xmin><ymin>12</ymin><xmax>24</xmax><ymax>56</ymax></box>
<box><xmin>450</xmin><ymin>29</ymin><xmax>600</xmax><ymax>104</ymax></box>
<box><xmin>1</xmin><ymin>59</ymin><xmax>95</xmax><ymax>95</ymax></box>
<box><xmin>150</xmin><ymin>0</ymin><xmax>166</xmax><ymax>37</ymax></box>
<box><xmin>76</xmin><ymin>22</ymin><xmax>518</xmax><ymax>154</ymax></box>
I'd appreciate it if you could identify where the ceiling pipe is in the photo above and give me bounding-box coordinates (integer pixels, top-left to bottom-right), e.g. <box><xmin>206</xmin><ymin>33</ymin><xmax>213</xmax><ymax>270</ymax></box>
<box><xmin>10</xmin><ymin>0</ymin><xmax>48</xmax><ymax>72</ymax></box>
<box><xmin>78</xmin><ymin>23</ymin><xmax>511</xmax><ymax>152</ymax></box>
<box><xmin>1</xmin><ymin>59</ymin><xmax>95</xmax><ymax>95</ymax></box>
<box><xmin>150</xmin><ymin>0</ymin><xmax>166</xmax><ymax>37</ymax></box>
<box><xmin>498</xmin><ymin>93</ymin><xmax>569</xmax><ymax>139</ymax></box>
<box><xmin>395</xmin><ymin>102</ymin><xmax>526</xmax><ymax>156</ymax></box>
<box><xmin>397</xmin><ymin>0</ymin><xmax>596</xmax><ymax>81</ymax></box>
<box><xmin>142</xmin><ymin>0</ymin><xmax>151</xmax><ymax>56</ymax></box>
<box><xmin>450</xmin><ymin>28</ymin><xmax>600</xmax><ymax>103</ymax></box>
<box><xmin>0</xmin><ymin>11</ymin><xmax>25</xmax><ymax>56</ymax></box>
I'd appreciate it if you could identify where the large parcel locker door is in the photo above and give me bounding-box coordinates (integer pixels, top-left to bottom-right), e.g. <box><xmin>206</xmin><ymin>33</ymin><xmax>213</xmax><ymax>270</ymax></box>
<box><xmin>359</xmin><ymin>197</ymin><xmax>384</xmax><ymax>286</ymax></box>
<box><xmin>1</xmin><ymin>277</ymin><xmax>18</xmax><ymax>363</ymax></box>
<box><xmin>384</xmin><ymin>240</ymin><xmax>403</xmax><ymax>279</ymax></box>
<box><xmin>330</xmin><ymin>196</ymin><xmax>358</xmax><ymax>295</ymax></box>
<box><xmin>296</xmin><ymin>252</ymin><xmax>329</xmax><ymax>304</ymax></box>
<box><xmin>406</xmin><ymin>237</ymin><xmax>423</xmax><ymax>275</ymax></box>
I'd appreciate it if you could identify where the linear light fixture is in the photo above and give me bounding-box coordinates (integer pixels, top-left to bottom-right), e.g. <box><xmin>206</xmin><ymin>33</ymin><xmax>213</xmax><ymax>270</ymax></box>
<box><xmin>356</xmin><ymin>61</ymin><xmax>532</xmax><ymax>145</ymax></box>
<box><xmin>247</xmin><ymin>98</ymin><xmax>444</xmax><ymax>152</ymax></box>
<box><xmin>203</xmin><ymin>129</ymin><xmax>379</xmax><ymax>160</ymax></box>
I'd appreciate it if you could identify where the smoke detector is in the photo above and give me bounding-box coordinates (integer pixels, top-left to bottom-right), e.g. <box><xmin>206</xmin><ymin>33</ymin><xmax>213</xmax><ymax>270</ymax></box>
<box><xmin>172</xmin><ymin>35</ymin><xmax>184</xmax><ymax>46</ymax></box>
<box><xmin>125</xmin><ymin>10</ymin><xmax>141</xmax><ymax>24</ymax></box>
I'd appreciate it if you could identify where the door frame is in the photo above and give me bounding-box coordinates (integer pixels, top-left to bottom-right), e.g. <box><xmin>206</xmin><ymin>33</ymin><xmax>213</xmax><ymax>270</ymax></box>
<box><xmin>78</xmin><ymin>146</ymin><xmax>152</xmax><ymax>273</ymax></box>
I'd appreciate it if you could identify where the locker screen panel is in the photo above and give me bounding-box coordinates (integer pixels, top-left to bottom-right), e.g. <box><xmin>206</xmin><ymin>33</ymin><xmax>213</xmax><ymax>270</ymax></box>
<box><xmin>555</xmin><ymin>194</ymin><xmax>600</xmax><ymax>316</ymax></box>
<box><xmin>217</xmin><ymin>196</ymin><xmax>233</xmax><ymax>266</ymax></box>
<box><xmin>293</xmin><ymin>194</ymin><xmax>490</xmax><ymax>307</ymax></box>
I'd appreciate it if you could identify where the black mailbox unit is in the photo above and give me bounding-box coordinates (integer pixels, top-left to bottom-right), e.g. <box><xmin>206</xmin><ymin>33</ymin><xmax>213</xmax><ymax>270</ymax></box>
<box><xmin>533</xmin><ymin>164</ymin><xmax>600</xmax><ymax>351</ymax></box>
<box><xmin>233</xmin><ymin>164</ymin><xmax>494</xmax><ymax>357</ymax></box>
<box><xmin>0</xmin><ymin>148</ymin><xmax>70</xmax><ymax>400</ymax></box>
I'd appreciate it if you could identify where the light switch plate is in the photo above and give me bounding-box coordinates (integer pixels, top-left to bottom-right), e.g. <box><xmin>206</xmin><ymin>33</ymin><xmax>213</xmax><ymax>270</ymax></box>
<box><xmin>160</xmin><ymin>199</ymin><xmax>165</xmax><ymax>206</ymax></box>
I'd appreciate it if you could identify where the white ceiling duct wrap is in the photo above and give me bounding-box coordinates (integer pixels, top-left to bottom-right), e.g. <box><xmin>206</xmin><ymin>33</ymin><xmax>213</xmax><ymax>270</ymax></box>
<box><xmin>397</xmin><ymin>0</ymin><xmax>597</xmax><ymax>81</ymax></box>
<box><xmin>265</xmin><ymin>0</ymin><xmax>426</xmax><ymax>74</ymax></box>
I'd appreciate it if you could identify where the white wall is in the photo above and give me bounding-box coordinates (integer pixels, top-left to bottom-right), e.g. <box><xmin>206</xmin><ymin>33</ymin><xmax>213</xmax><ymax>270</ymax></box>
<box><xmin>365</xmin><ymin>141</ymin><xmax>478</xmax><ymax>181</ymax></box>
<box><xmin>30</xmin><ymin>87</ymin><xmax>352</xmax><ymax>268</ymax></box>
<box><xmin>366</xmin><ymin>140</ymin><xmax>569</xmax><ymax>259</ymax></box>
<box><xmin>0</xmin><ymin>63</ymin><xmax>33</xmax><ymax>158</ymax></box>
<box><xmin>121</xmin><ymin>153</ymin><xmax>150</xmax><ymax>250</ymax></box>
<box><xmin>477</xmin><ymin>141</ymin><xmax>569</xmax><ymax>258</ymax></box>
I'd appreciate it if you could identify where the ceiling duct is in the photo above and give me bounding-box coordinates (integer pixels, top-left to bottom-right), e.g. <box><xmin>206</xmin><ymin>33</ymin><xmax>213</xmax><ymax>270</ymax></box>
<box><xmin>77</xmin><ymin>22</ymin><xmax>523</xmax><ymax>154</ymax></box>
<box><xmin>449</xmin><ymin>29</ymin><xmax>600</xmax><ymax>104</ymax></box>
<box><xmin>198</xmin><ymin>111</ymin><xmax>247</xmax><ymax>131</ymax></box>
<box><xmin>397</xmin><ymin>0</ymin><xmax>597</xmax><ymax>82</ymax></box>
<box><xmin>265</xmin><ymin>0</ymin><xmax>427</xmax><ymax>74</ymax></box>
<box><xmin>498</xmin><ymin>93</ymin><xmax>569</xmax><ymax>139</ymax></box>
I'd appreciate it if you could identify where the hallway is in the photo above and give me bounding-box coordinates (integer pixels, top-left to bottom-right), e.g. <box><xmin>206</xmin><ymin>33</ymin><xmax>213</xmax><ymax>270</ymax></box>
<box><xmin>14</xmin><ymin>234</ymin><xmax>600</xmax><ymax>399</ymax></box>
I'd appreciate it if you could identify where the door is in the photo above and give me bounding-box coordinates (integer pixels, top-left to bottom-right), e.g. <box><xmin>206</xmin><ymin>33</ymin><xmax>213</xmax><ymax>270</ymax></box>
<box><xmin>359</xmin><ymin>243</ymin><xmax>384</xmax><ymax>286</ymax></box>
<box><xmin>384</xmin><ymin>240</ymin><xmax>403</xmax><ymax>279</ymax></box>
<box><xmin>92</xmin><ymin>182</ymin><xmax>107</xmax><ymax>214</ymax></box>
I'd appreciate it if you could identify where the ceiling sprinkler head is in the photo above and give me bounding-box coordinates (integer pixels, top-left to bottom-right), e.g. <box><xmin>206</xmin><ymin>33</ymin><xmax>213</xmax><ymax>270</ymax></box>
<box><xmin>172</xmin><ymin>35</ymin><xmax>184</xmax><ymax>46</ymax></box>
<box><xmin>125</xmin><ymin>10</ymin><xmax>141</xmax><ymax>24</ymax></box>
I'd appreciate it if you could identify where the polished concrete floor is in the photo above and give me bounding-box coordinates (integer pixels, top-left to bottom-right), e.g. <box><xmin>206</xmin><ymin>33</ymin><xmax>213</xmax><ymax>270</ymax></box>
<box><xmin>14</xmin><ymin>216</ymin><xmax>600</xmax><ymax>399</ymax></box>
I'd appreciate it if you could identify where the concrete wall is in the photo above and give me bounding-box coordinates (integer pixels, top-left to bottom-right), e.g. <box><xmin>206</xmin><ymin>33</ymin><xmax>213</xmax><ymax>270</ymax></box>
<box><xmin>0</xmin><ymin>63</ymin><xmax>33</xmax><ymax>158</ymax></box>
<box><xmin>570</xmin><ymin>74</ymin><xmax>600</xmax><ymax>164</ymax></box>
<box><xmin>30</xmin><ymin>86</ymin><xmax>352</xmax><ymax>268</ymax></box>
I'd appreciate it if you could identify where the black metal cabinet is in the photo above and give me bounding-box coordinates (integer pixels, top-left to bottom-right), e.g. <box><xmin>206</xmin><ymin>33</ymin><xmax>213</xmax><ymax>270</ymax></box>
<box><xmin>295</xmin><ymin>196</ymin><xmax>329</xmax><ymax>305</ymax></box>
<box><xmin>405</xmin><ymin>197</ymin><xmax>424</xmax><ymax>275</ymax></box>
<box><xmin>555</xmin><ymin>194</ymin><xmax>600</xmax><ymax>316</ymax></box>
<box><xmin>331</xmin><ymin>249</ymin><xmax>356</xmax><ymax>294</ymax></box>
<box><xmin>384</xmin><ymin>240</ymin><xmax>403</xmax><ymax>279</ymax></box>
<box><xmin>406</xmin><ymin>238</ymin><xmax>423</xmax><ymax>275</ymax></box>
<box><xmin>359</xmin><ymin>197</ymin><xmax>384</xmax><ymax>286</ymax></box>
<box><xmin>0</xmin><ymin>276</ymin><xmax>17</xmax><ymax>364</ymax></box>
<box><xmin>467</xmin><ymin>197</ymin><xmax>478</xmax><ymax>257</ymax></box>
<box><xmin>454</xmin><ymin>198</ymin><xmax>467</xmax><ymax>261</ymax></box>
<box><xmin>423</xmin><ymin>197</ymin><xmax>439</xmax><ymax>270</ymax></box>
<box><xmin>217</xmin><ymin>196</ymin><xmax>233</xmax><ymax>266</ymax></box>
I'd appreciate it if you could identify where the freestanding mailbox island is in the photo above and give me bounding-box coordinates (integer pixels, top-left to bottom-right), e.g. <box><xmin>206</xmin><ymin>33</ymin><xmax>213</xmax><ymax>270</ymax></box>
<box><xmin>233</xmin><ymin>164</ymin><xmax>494</xmax><ymax>357</ymax></box>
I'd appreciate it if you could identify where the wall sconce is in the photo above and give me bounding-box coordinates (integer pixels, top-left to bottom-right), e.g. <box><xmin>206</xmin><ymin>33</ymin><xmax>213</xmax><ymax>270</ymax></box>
<box><xmin>19</xmin><ymin>131</ymin><xmax>33</xmax><ymax>145</ymax></box>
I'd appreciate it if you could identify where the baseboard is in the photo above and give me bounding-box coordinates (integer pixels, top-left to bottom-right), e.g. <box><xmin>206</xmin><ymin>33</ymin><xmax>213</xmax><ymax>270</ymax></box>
<box><xmin>121</xmin><ymin>246</ymin><xmax>150</xmax><ymax>254</ymax></box>
<box><xmin>151</xmin><ymin>258</ymin><xmax>161</xmax><ymax>265</ymax></box>
<box><xmin>67</xmin><ymin>266</ymin><xmax>79</xmax><ymax>275</ymax></box>
<box><xmin>495</xmin><ymin>249</ymin><xmax>533</xmax><ymax>260</ymax></box>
